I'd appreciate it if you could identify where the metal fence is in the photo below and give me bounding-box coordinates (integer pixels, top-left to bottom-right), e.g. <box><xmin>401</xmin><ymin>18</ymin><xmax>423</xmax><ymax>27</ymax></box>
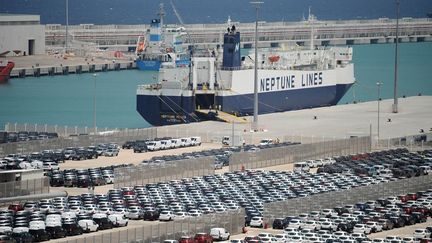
<box><xmin>0</xmin><ymin>177</ymin><xmax>50</xmax><ymax>199</ymax></box>
<box><xmin>57</xmin><ymin>209</ymin><xmax>245</xmax><ymax>243</ymax></box>
<box><xmin>229</xmin><ymin>136</ymin><xmax>371</xmax><ymax>171</ymax></box>
<box><xmin>375</xmin><ymin>132</ymin><xmax>432</xmax><ymax>150</ymax></box>
<box><xmin>0</xmin><ymin>128</ymin><xmax>157</xmax><ymax>157</ymax></box>
<box><xmin>114</xmin><ymin>157</ymin><xmax>215</xmax><ymax>188</ymax></box>
<box><xmin>263</xmin><ymin>174</ymin><xmax>432</xmax><ymax>225</ymax></box>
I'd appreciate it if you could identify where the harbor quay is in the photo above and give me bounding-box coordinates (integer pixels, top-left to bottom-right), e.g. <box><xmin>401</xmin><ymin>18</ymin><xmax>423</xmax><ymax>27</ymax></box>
<box><xmin>7</xmin><ymin>55</ymin><xmax>136</xmax><ymax>78</ymax></box>
<box><xmin>156</xmin><ymin>96</ymin><xmax>432</xmax><ymax>143</ymax></box>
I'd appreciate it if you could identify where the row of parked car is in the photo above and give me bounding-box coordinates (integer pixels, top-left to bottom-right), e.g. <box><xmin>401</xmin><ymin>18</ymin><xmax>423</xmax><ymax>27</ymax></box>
<box><xmin>237</xmin><ymin>188</ymin><xmax>432</xmax><ymax>243</ymax></box>
<box><xmin>122</xmin><ymin>136</ymin><xmax>202</xmax><ymax>153</ymax></box>
<box><xmin>0</xmin><ymin>143</ymin><xmax>121</xmax><ymax>171</ymax></box>
<box><xmin>317</xmin><ymin>149</ymin><xmax>432</xmax><ymax>178</ymax></box>
<box><xmin>46</xmin><ymin>164</ymin><xmax>131</xmax><ymax>187</ymax></box>
<box><xmin>0</xmin><ymin>131</ymin><xmax>58</xmax><ymax>144</ymax></box>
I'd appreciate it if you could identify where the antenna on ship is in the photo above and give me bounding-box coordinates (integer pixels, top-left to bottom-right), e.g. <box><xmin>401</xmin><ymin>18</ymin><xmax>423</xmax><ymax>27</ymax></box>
<box><xmin>158</xmin><ymin>3</ymin><xmax>166</xmax><ymax>42</ymax></box>
<box><xmin>393</xmin><ymin>0</ymin><xmax>400</xmax><ymax>113</ymax></box>
<box><xmin>308</xmin><ymin>6</ymin><xmax>315</xmax><ymax>50</ymax></box>
<box><xmin>250</xmin><ymin>1</ymin><xmax>263</xmax><ymax>131</ymax></box>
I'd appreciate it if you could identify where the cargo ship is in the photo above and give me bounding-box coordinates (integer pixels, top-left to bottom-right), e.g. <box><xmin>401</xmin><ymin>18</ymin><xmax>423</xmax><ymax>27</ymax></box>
<box><xmin>136</xmin><ymin>26</ymin><xmax>355</xmax><ymax>126</ymax></box>
<box><xmin>0</xmin><ymin>60</ymin><xmax>14</xmax><ymax>84</ymax></box>
<box><xmin>135</xmin><ymin>18</ymin><xmax>190</xmax><ymax>71</ymax></box>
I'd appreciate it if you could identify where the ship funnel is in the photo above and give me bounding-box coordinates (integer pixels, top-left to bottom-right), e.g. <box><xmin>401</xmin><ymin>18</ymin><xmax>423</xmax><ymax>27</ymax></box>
<box><xmin>222</xmin><ymin>28</ymin><xmax>241</xmax><ymax>69</ymax></box>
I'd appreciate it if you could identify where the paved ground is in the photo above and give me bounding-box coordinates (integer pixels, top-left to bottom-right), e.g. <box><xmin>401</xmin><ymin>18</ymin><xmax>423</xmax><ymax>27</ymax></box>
<box><xmin>158</xmin><ymin>96</ymin><xmax>432</xmax><ymax>144</ymax></box>
<box><xmin>58</xmin><ymin>143</ymin><xmax>221</xmax><ymax>170</ymax></box>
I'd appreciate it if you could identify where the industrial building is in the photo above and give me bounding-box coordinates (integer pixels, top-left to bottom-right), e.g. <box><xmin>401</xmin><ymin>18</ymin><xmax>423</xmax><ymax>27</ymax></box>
<box><xmin>0</xmin><ymin>14</ymin><xmax>45</xmax><ymax>57</ymax></box>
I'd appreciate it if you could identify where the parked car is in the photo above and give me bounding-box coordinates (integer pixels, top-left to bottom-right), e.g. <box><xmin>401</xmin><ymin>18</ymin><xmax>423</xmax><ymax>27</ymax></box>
<box><xmin>210</xmin><ymin>227</ymin><xmax>230</xmax><ymax>241</ymax></box>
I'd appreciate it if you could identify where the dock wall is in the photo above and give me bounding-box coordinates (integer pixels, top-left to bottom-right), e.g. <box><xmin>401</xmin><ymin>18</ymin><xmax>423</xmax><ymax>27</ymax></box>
<box><xmin>9</xmin><ymin>61</ymin><xmax>136</xmax><ymax>78</ymax></box>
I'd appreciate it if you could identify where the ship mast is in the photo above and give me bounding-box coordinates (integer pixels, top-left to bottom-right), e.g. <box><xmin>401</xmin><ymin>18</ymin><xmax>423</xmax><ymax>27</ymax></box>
<box><xmin>158</xmin><ymin>3</ymin><xmax>165</xmax><ymax>43</ymax></box>
<box><xmin>251</xmin><ymin>1</ymin><xmax>263</xmax><ymax>131</ymax></box>
<box><xmin>308</xmin><ymin>7</ymin><xmax>315</xmax><ymax>51</ymax></box>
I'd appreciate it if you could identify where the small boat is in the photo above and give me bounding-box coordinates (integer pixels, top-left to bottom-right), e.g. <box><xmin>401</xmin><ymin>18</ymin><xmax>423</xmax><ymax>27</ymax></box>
<box><xmin>0</xmin><ymin>60</ymin><xmax>14</xmax><ymax>84</ymax></box>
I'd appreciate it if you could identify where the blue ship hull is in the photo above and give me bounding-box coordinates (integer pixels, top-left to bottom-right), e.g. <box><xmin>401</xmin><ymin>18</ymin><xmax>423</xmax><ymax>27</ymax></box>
<box><xmin>136</xmin><ymin>60</ymin><xmax>161</xmax><ymax>71</ymax></box>
<box><xmin>136</xmin><ymin>59</ymin><xmax>191</xmax><ymax>71</ymax></box>
<box><xmin>136</xmin><ymin>83</ymin><xmax>352</xmax><ymax>126</ymax></box>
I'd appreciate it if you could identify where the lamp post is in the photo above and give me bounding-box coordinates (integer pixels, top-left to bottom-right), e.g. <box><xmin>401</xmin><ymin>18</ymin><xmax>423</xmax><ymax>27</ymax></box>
<box><xmin>65</xmin><ymin>0</ymin><xmax>69</xmax><ymax>53</ymax></box>
<box><xmin>93</xmin><ymin>73</ymin><xmax>98</xmax><ymax>133</ymax></box>
<box><xmin>393</xmin><ymin>0</ymin><xmax>400</xmax><ymax>113</ymax></box>
<box><xmin>250</xmin><ymin>1</ymin><xmax>263</xmax><ymax>131</ymax></box>
<box><xmin>377</xmin><ymin>82</ymin><xmax>382</xmax><ymax>141</ymax></box>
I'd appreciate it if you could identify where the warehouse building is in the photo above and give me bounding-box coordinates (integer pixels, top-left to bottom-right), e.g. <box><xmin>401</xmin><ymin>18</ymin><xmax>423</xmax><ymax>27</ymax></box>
<box><xmin>0</xmin><ymin>14</ymin><xmax>45</xmax><ymax>57</ymax></box>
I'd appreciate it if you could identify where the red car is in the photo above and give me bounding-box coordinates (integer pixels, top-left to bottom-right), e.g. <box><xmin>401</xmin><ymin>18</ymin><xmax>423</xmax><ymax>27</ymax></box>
<box><xmin>8</xmin><ymin>203</ymin><xmax>24</xmax><ymax>212</ymax></box>
<box><xmin>179</xmin><ymin>236</ymin><xmax>195</xmax><ymax>243</ymax></box>
<box><xmin>407</xmin><ymin>193</ymin><xmax>418</xmax><ymax>201</ymax></box>
<box><xmin>194</xmin><ymin>233</ymin><xmax>213</xmax><ymax>243</ymax></box>
<box><xmin>399</xmin><ymin>194</ymin><xmax>409</xmax><ymax>202</ymax></box>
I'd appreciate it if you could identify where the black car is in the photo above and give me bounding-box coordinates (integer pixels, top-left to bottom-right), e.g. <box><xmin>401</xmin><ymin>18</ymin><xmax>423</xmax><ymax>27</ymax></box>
<box><xmin>389</xmin><ymin>216</ymin><xmax>405</xmax><ymax>228</ymax></box>
<box><xmin>133</xmin><ymin>141</ymin><xmax>148</xmax><ymax>153</ymax></box>
<box><xmin>93</xmin><ymin>217</ymin><xmax>113</xmax><ymax>230</ymax></box>
<box><xmin>63</xmin><ymin>222</ymin><xmax>83</xmax><ymax>236</ymax></box>
<box><xmin>411</xmin><ymin>212</ymin><xmax>427</xmax><ymax>223</ymax></box>
<box><xmin>337</xmin><ymin>221</ymin><xmax>356</xmax><ymax>233</ymax></box>
<box><xmin>122</xmin><ymin>141</ymin><xmax>136</xmax><ymax>149</ymax></box>
<box><xmin>29</xmin><ymin>229</ymin><xmax>50</xmax><ymax>242</ymax></box>
<box><xmin>46</xmin><ymin>226</ymin><xmax>67</xmax><ymax>239</ymax></box>
<box><xmin>11</xmin><ymin>232</ymin><xmax>35</xmax><ymax>243</ymax></box>
<box><xmin>143</xmin><ymin>210</ymin><xmax>159</xmax><ymax>221</ymax></box>
<box><xmin>272</xmin><ymin>217</ymin><xmax>289</xmax><ymax>229</ymax></box>
<box><xmin>400</xmin><ymin>214</ymin><xmax>416</xmax><ymax>226</ymax></box>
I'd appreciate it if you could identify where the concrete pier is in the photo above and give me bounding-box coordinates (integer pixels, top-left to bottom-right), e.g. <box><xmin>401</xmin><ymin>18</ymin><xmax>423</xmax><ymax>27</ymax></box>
<box><xmin>157</xmin><ymin>96</ymin><xmax>432</xmax><ymax>141</ymax></box>
<box><xmin>6</xmin><ymin>55</ymin><xmax>137</xmax><ymax>78</ymax></box>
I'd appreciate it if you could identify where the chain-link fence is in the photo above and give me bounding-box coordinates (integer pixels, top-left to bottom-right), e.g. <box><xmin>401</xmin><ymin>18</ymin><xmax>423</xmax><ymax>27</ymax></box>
<box><xmin>0</xmin><ymin>128</ymin><xmax>157</xmax><ymax>157</ymax></box>
<box><xmin>263</xmin><ymin>174</ymin><xmax>432</xmax><ymax>226</ymax></box>
<box><xmin>229</xmin><ymin>136</ymin><xmax>371</xmax><ymax>171</ymax></box>
<box><xmin>114</xmin><ymin>156</ymin><xmax>215</xmax><ymax>188</ymax></box>
<box><xmin>375</xmin><ymin>132</ymin><xmax>432</xmax><ymax>150</ymax></box>
<box><xmin>0</xmin><ymin>177</ymin><xmax>50</xmax><ymax>199</ymax></box>
<box><xmin>56</xmin><ymin>209</ymin><xmax>245</xmax><ymax>243</ymax></box>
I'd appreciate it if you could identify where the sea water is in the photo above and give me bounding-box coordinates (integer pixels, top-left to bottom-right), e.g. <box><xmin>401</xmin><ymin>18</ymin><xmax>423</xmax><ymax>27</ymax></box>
<box><xmin>0</xmin><ymin>42</ymin><xmax>431</xmax><ymax>128</ymax></box>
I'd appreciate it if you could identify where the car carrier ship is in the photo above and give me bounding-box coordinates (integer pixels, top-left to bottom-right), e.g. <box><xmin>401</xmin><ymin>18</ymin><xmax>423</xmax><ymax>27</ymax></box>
<box><xmin>136</xmin><ymin>25</ymin><xmax>355</xmax><ymax>126</ymax></box>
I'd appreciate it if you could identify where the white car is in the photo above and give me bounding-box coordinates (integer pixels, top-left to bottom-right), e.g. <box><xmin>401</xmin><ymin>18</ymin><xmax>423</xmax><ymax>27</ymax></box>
<box><xmin>273</xmin><ymin>234</ymin><xmax>289</xmax><ymax>242</ymax></box>
<box><xmin>353</xmin><ymin>224</ymin><xmax>371</xmax><ymax>235</ymax></box>
<box><xmin>365</xmin><ymin>221</ymin><xmax>382</xmax><ymax>233</ymax></box>
<box><xmin>108</xmin><ymin>214</ymin><xmax>128</xmax><ymax>227</ymax></box>
<box><xmin>146</xmin><ymin>141</ymin><xmax>162</xmax><ymax>151</ymax></box>
<box><xmin>158</xmin><ymin>210</ymin><xmax>174</xmax><ymax>221</ymax></box>
<box><xmin>303</xmin><ymin>220</ymin><xmax>319</xmax><ymax>231</ymax></box>
<box><xmin>210</xmin><ymin>227</ymin><xmax>230</xmax><ymax>241</ymax></box>
<box><xmin>259</xmin><ymin>139</ymin><xmax>273</xmax><ymax>146</ymax></box>
<box><xmin>173</xmin><ymin>211</ymin><xmax>189</xmax><ymax>220</ymax></box>
<box><xmin>180</xmin><ymin>137</ymin><xmax>192</xmax><ymax>147</ymax></box>
<box><xmin>78</xmin><ymin>219</ymin><xmax>98</xmax><ymax>232</ymax></box>
<box><xmin>29</xmin><ymin>221</ymin><xmax>45</xmax><ymax>230</ymax></box>
<box><xmin>413</xmin><ymin>229</ymin><xmax>430</xmax><ymax>239</ymax></box>
<box><xmin>0</xmin><ymin>226</ymin><xmax>12</xmax><ymax>234</ymax></box>
<box><xmin>191</xmin><ymin>136</ymin><xmax>202</xmax><ymax>146</ymax></box>
<box><xmin>250</xmin><ymin>216</ymin><xmax>264</xmax><ymax>228</ymax></box>
<box><xmin>287</xmin><ymin>219</ymin><xmax>303</xmax><ymax>229</ymax></box>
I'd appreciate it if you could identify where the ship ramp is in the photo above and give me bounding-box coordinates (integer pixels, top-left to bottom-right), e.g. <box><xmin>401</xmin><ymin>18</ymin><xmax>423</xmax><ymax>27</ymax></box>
<box><xmin>196</xmin><ymin>109</ymin><xmax>248</xmax><ymax>124</ymax></box>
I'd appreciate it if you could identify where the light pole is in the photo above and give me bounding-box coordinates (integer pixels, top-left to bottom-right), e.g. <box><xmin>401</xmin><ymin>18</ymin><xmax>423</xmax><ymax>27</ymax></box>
<box><xmin>250</xmin><ymin>1</ymin><xmax>263</xmax><ymax>131</ymax></box>
<box><xmin>377</xmin><ymin>82</ymin><xmax>382</xmax><ymax>141</ymax></box>
<box><xmin>93</xmin><ymin>73</ymin><xmax>98</xmax><ymax>133</ymax></box>
<box><xmin>393</xmin><ymin>0</ymin><xmax>400</xmax><ymax>113</ymax></box>
<box><xmin>65</xmin><ymin>0</ymin><xmax>69</xmax><ymax>53</ymax></box>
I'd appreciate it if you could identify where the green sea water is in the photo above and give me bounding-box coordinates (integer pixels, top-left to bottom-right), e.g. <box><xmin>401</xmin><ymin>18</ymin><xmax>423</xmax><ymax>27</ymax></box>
<box><xmin>0</xmin><ymin>42</ymin><xmax>431</xmax><ymax>129</ymax></box>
